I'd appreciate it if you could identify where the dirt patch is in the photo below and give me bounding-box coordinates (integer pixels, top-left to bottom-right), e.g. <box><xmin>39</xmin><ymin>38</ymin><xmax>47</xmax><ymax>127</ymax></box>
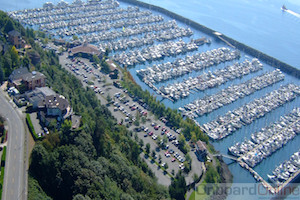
<box><xmin>28</xmin><ymin>131</ymin><xmax>35</xmax><ymax>156</ymax></box>
<box><xmin>209</xmin><ymin>158</ymin><xmax>233</xmax><ymax>200</ymax></box>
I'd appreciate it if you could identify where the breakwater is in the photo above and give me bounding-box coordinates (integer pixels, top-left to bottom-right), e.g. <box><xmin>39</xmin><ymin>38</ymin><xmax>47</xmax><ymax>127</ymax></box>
<box><xmin>119</xmin><ymin>0</ymin><xmax>300</xmax><ymax>79</ymax></box>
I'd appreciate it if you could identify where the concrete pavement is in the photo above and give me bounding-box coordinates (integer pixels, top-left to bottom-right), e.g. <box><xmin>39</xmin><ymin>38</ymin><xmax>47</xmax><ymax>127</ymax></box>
<box><xmin>59</xmin><ymin>52</ymin><xmax>204</xmax><ymax>186</ymax></box>
<box><xmin>0</xmin><ymin>89</ymin><xmax>27</xmax><ymax>200</ymax></box>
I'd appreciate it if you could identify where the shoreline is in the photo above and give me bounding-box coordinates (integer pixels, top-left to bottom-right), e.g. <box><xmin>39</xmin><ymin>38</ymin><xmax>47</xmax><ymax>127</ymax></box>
<box><xmin>119</xmin><ymin>0</ymin><xmax>300</xmax><ymax>79</ymax></box>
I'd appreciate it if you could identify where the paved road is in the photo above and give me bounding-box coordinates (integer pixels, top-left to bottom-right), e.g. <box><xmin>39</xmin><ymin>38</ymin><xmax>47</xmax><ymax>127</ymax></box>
<box><xmin>0</xmin><ymin>90</ymin><xmax>26</xmax><ymax>200</ymax></box>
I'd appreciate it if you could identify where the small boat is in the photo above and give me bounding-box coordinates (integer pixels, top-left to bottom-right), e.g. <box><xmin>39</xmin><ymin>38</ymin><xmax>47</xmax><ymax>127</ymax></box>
<box><xmin>281</xmin><ymin>5</ymin><xmax>287</xmax><ymax>11</ymax></box>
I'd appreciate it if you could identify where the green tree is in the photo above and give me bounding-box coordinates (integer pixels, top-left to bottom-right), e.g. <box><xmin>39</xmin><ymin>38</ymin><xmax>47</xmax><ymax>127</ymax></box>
<box><xmin>164</xmin><ymin>163</ymin><xmax>168</xmax><ymax>170</ymax></box>
<box><xmin>4</xmin><ymin>19</ymin><xmax>14</xmax><ymax>33</ymax></box>
<box><xmin>169</xmin><ymin>172</ymin><xmax>187</xmax><ymax>200</ymax></box>
<box><xmin>151</xmin><ymin>150</ymin><xmax>156</xmax><ymax>158</ymax></box>
<box><xmin>61</xmin><ymin>119</ymin><xmax>72</xmax><ymax>134</ymax></box>
<box><xmin>21</xmin><ymin>55</ymin><xmax>31</xmax><ymax>68</ymax></box>
<box><xmin>106</xmin><ymin>94</ymin><xmax>112</xmax><ymax>103</ymax></box>
<box><xmin>139</xmin><ymin>139</ymin><xmax>144</xmax><ymax>148</ymax></box>
<box><xmin>0</xmin><ymin>67</ymin><xmax>3</xmax><ymax>83</ymax></box>
<box><xmin>92</xmin><ymin>55</ymin><xmax>100</xmax><ymax>64</ymax></box>
<box><xmin>10</xmin><ymin>46</ymin><xmax>20</xmax><ymax>68</ymax></box>
<box><xmin>72</xmin><ymin>35</ymin><xmax>78</xmax><ymax>40</ymax></box>
<box><xmin>141</xmin><ymin>116</ymin><xmax>146</xmax><ymax>124</ymax></box>
<box><xmin>73</xmin><ymin>194</ymin><xmax>91</xmax><ymax>200</ymax></box>
<box><xmin>134</xmin><ymin>133</ymin><xmax>138</xmax><ymax>142</ymax></box>
<box><xmin>145</xmin><ymin>143</ymin><xmax>150</xmax><ymax>155</ymax></box>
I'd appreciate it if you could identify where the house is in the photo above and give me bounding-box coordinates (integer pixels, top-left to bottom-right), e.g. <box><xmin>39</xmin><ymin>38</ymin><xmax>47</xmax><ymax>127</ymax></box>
<box><xmin>8</xmin><ymin>30</ymin><xmax>26</xmax><ymax>49</ymax></box>
<box><xmin>107</xmin><ymin>59</ymin><xmax>119</xmax><ymax>79</ymax></box>
<box><xmin>71</xmin><ymin>115</ymin><xmax>82</xmax><ymax>129</ymax></box>
<box><xmin>9</xmin><ymin>68</ymin><xmax>46</xmax><ymax>91</ymax></box>
<box><xmin>38</xmin><ymin>94</ymin><xmax>72</xmax><ymax>126</ymax></box>
<box><xmin>25</xmin><ymin>87</ymin><xmax>56</xmax><ymax>109</ymax></box>
<box><xmin>53</xmin><ymin>39</ymin><xmax>66</xmax><ymax>46</ymax></box>
<box><xmin>22</xmin><ymin>71</ymin><xmax>46</xmax><ymax>90</ymax></box>
<box><xmin>195</xmin><ymin>140</ymin><xmax>207</xmax><ymax>159</ymax></box>
<box><xmin>69</xmin><ymin>42</ymin><xmax>101</xmax><ymax>58</ymax></box>
<box><xmin>9</xmin><ymin>67</ymin><xmax>29</xmax><ymax>89</ymax></box>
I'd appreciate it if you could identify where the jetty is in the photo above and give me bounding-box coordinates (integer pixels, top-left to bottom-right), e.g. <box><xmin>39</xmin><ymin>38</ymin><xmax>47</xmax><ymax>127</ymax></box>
<box><xmin>118</xmin><ymin>0</ymin><xmax>300</xmax><ymax>78</ymax></box>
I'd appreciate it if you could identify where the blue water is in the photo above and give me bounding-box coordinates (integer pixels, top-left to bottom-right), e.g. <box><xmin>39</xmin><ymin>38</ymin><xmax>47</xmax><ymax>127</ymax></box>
<box><xmin>1</xmin><ymin>0</ymin><xmax>299</xmax><ymax>199</ymax></box>
<box><xmin>139</xmin><ymin>0</ymin><xmax>300</xmax><ymax>69</ymax></box>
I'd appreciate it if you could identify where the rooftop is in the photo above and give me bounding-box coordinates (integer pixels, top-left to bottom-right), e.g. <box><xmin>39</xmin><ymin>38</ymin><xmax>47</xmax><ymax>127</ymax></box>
<box><xmin>196</xmin><ymin>140</ymin><xmax>207</xmax><ymax>152</ymax></box>
<box><xmin>8</xmin><ymin>30</ymin><xmax>21</xmax><ymax>37</ymax></box>
<box><xmin>22</xmin><ymin>71</ymin><xmax>46</xmax><ymax>82</ymax></box>
<box><xmin>70</xmin><ymin>42</ymin><xmax>100</xmax><ymax>56</ymax></box>
<box><xmin>43</xmin><ymin>94</ymin><xmax>69</xmax><ymax>111</ymax></box>
<box><xmin>9</xmin><ymin>67</ymin><xmax>29</xmax><ymax>82</ymax></box>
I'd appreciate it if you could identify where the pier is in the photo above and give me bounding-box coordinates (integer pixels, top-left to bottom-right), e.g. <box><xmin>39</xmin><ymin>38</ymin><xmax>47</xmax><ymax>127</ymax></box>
<box><xmin>213</xmin><ymin>32</ymin><xmax>236</xmax><ymax>49</ymax></box>
<box><xmin>213</xmin><ymin>153</ymin><xmax>298</xmax><ymax>195</ymax></box>
<box><xmin>212</xmin><ymin>154</ymin><xmax>238</xmax><ymax>161</ymax></box>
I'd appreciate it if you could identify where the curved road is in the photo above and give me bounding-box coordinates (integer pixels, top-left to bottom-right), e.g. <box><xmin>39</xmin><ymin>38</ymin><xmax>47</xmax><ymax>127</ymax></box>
<box><xmin>0</xmin><ymin>90</ymin><xmax>26</xmax><ymax>200</ymax></box>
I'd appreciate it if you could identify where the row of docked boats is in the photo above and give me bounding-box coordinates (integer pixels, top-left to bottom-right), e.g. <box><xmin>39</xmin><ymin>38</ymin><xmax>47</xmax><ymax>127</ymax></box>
<box><xmin>180</xmin><ymin>69</ymin><xmax>285</xmax><ymax>118</ymax></box>
<box><xmin>10</xmin><ymin>0</ymin><xmax>120</xmax><ymax>26</ymax></box>
<box><xmin>136</xmin><ymin>47</ymin><xmax>240</xmax><ymax>84</ymax></box>
<box><xmin>113</xmin><ymin>39</ymin><xmax>199</xmax><ymax>66</ymax></box>
<box><xmin>228</xmin><ymin>108</ymin><xmax>300</xmax><ymax>167</ymax></box>
<box><xmin>98</xmin><ymin>25</ymin><xmax>193</xmax><ymax>52</ymax></box>
<box><xmin>81</xmin><ymin>21</ymin><xmax>190</xmax><ymax>43</ymax></box>
<box><xmin>9</xmin><ymin>0</ymin><xmax>193</xmax><ymax>47</ymax></box>
<box><xmin>159</xmin><ymin>58</ymin><xmax>263</xmax><ymax>101</ymax></box>
<box><xmin>268</xmin><ymin>150</ymin><xmax>300</xmax><ymax>186</ymax></box>
<box><xmin>201</xmin><ymin>84</ymin><xmax>300</xmax><ymax>140</ymax></box>
<box><xmin>53</xmin><ymin>14</ymin><xmax>164</xmax><ymax>37</ymax></box>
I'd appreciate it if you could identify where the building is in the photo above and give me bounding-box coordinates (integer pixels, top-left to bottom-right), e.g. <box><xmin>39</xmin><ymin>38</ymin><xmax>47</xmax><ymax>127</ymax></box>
<box><xmin>8</xmin><ymin>30</ymin><xmax>26</xmax><ymax>49</ymax></box>
<box><xmin>9</xmin><ymin>67</ymin><xmax>30</xmax><ymax>89</ymax></box>
<box><xmin>53</xmin><ymin>39</ymin><xmax>66</xmax><ymax>46</ymax></box>
<box><xmin>69</xmin><ymin>42</ymin><xmax>101</xmax><ymax>58</ymax></box>
<box><xmin>9</xmin><ymin>67</ymin><xmax>46</xmax><ymax>91</ymax></box>
<box><xmin>107</xmin><ymin>59</ymin><xmax>119</xmax><ymax>79</ymax></box>
<box><xmin>195</xmin><ymin>140</ymin><xmax>207</xmax><ymax>160</ymax></box>
<box><xmin>25</xmin><ymin>87</ymin><xmax>56</xmax><ymax>109</ymax></box>
<box><xmin>71</xmin><ymin>115</ymin><xmax>82</xmax><ymax>129</ymax></box>
<box><xmin>38</xmin><ymin>94</ymin><xmax>72</xmax><ymax>126</ymax></box>
<box><xmin>22</xmin><ymin>71</ymin><xmax>46</xmax><ymax>90</ymax></box>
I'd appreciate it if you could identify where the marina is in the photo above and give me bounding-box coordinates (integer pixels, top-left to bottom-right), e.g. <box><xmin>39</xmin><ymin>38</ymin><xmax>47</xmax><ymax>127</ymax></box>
<box><xmin>136</xmin><ymin>47</ymin><xmax>240</xmax><ymax>84</ymax></box>
<box><xmin>268</xmin><ymin>150</ymin><xmax>300</xmax><ymax>188</ymax></box>
<box><xmin>157</xmin><ymin>58</ymin><xmax>263</xmax><ymax>101</ymax></box>
<box><xmin>180</xmin><ymin>69</ymin><xmax>285</xmax><ymax>118</ymax></box>
<box><xmin>228</xmin><ymin>108</ymin><xmax>300</xmax><ymax>167</ymax></box>
<box><xmin>201</xmin><ymin>84</ymin><xmax>300</xmax><ymax>140</ymax></box>
<box><xmin>7</xmin><ymin>0</ymin><xmax>300</xmax><ymax>196</ymax></box>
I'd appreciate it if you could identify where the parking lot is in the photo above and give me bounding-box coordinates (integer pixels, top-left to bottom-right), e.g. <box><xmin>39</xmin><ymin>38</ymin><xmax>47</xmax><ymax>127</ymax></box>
<box><xmin>59</xmin><ymin>52</ymin><xmax>203</xmax><ymax>185</ymax></box>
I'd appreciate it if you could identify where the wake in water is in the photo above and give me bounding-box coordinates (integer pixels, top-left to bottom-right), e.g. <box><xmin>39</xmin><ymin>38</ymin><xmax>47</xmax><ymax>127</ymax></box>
<box><xmin>282</xmin><ymin>5</ymin><xmax>300</xmax><ymax>18</ymax></box>
<box><xmin>285</xmin><ymin>9</ymin><xmax>300</xmax><ymax>18</ymax></box>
